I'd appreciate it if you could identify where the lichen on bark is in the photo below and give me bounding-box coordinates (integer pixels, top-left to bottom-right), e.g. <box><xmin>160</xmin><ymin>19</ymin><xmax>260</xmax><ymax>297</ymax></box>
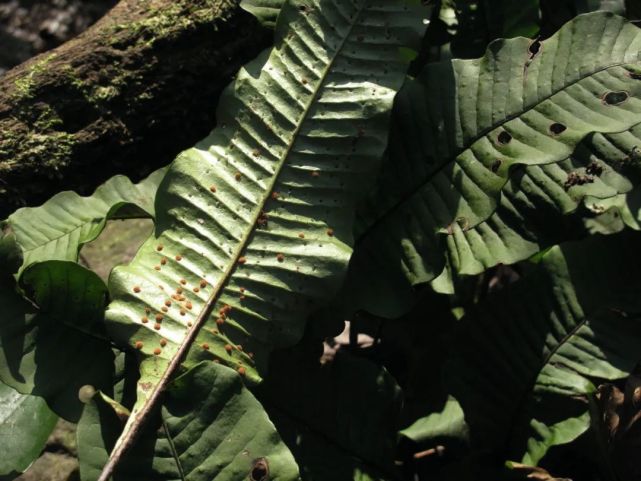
<box><xmin>0</xmin><ymin>0</ymin><xmax>270</xmax><ymax>218</ymax></box>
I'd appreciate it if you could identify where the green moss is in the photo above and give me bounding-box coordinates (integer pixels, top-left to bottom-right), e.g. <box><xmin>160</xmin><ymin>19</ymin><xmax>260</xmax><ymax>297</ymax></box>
<box><xmin>13</xmin><ymin>54</ymin><xmax>58</xmax><ymax>99</ymax></box>
<box><xmin>58</xmin><ymin>65</ymin><xmax>123</xmax><ymax>106</ymax></box>
<box><xmin>33</xmin><ymin>105</ymin><xmax>64</xmax><ymax>131</ymax></box>
<box><xmin>137</xmin><ymin>91</ymin><xmax>153</xmax><ymax>101</ymax></box>
<box><xmin>0</xmin><ymin>130</ymin><xmax>76</xmax><ymax>178</ymax></box>
<box><xmin>107</xmin><ymin>1</ymin><xmax>227</xmax><ymax>48</ymax></box>
<box><xmin>91</xmin><ymin>85</ymin><xmax>120</xmax><ymax>103</ymax></box>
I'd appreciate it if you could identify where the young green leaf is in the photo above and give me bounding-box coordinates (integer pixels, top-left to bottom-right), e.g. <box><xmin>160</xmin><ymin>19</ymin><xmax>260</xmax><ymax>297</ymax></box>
<box><xmin>8</xmin><ymin>168</ymin><xmax>166</xmax><ymax>276</ymax></box>
<box><xmin>100</xmin><ymin>1</ymin><xmax>427</xmax><ymax>479</ymax></box>
<box><xmin>240</xmin><ymin>0</ymin><xmax>284</xmax><ymax>28</ymax></box>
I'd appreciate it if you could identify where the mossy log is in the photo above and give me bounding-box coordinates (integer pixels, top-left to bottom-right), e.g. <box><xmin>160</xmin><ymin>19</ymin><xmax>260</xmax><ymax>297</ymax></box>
<box><xmin>0</xmin><ymin>0</ymin><xmax>270</xmax><ymax>218</ymax></box>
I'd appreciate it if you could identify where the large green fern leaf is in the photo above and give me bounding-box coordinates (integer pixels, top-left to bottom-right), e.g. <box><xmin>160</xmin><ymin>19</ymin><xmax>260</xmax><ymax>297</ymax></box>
<box><xmin>98</xmin><ymin>1</ymin><xmax>427</xmax><ymax>478</ymax></box>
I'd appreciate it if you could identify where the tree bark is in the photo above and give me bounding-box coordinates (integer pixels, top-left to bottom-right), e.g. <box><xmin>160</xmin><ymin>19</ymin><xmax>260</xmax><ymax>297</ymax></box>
<box><xmin>0</xmin><ymin>0</ymin><xmax>271</xmax><ymax>218</ymax></box>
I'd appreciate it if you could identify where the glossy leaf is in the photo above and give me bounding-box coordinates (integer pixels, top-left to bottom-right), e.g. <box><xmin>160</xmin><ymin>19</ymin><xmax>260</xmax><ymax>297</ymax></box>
<box><xmin>344</xmin><ymin>12</ymin><xmax>641</xmax><ymax>316</ymax></box>
<box><xmin>440</xmin><ymin>124</ymin><xmax>641</xmax><ymax>280</ymax></box>
<box><xmin>0</xmin><ymin>381</ymin><xmax>58</xmax><ymax>477</ymax></box>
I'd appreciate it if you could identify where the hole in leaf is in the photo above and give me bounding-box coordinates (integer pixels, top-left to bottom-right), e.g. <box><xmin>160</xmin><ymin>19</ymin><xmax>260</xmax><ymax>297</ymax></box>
<box><xmin>549</xmin><ymin>123</ymin><xmax>567</xmax><ymax>135</ymax></box>
<box><xmin>586</xmin><ymin>161</ymin><xmax>604</xmax><ymax>176</ymax></box>
<box><xmin>250</xmin><ymin>458</ymin><xmax>269</xmax><ymax>481</ymax></box>
<box><xmin>497</xmin><ymin>131</ymin><xmax>512</xmax><ymax>145</ymax></box>
<box><xmin>528</xmin><ymin>40</ymin><xmax>541</xmax><ymax>58</ymax></box>
<box><xmin>603</xmin><ymin>91</ymin><xmax>629</xmax><ymax>105</ymax></box>
<box><xmin>491</xmin><ymin>159</ymin><xmax>502</xmax><ymax>173</ymax></box>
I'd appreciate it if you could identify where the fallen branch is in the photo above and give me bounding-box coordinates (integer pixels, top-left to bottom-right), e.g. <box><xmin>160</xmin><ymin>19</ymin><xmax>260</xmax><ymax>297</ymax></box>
<box><xmin>0</xmin><ymin>0</ymin><xmax>270</xmax><ymax>218</ymax></box>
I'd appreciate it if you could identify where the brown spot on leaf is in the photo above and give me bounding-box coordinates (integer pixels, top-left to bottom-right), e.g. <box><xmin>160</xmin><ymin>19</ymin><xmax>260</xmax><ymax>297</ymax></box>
<box><xmin>250</xmin><ymin>458</ymin><xmax>269</xmax><ymax>481</ymax></box>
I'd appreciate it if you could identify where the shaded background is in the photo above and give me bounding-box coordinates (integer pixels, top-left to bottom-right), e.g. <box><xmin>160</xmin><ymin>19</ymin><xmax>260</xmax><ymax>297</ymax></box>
<box><xmin>0</xmin><ymin>0</ymin><xmax>116</xmax><ymax>76</ymax></box>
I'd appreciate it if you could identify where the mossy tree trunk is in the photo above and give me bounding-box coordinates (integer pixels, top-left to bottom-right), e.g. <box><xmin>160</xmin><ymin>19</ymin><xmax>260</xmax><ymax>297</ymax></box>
<box><xmin>0</xmin><ymin>0</ymin><xmax>270</xmax><ymax>218</ymax></box>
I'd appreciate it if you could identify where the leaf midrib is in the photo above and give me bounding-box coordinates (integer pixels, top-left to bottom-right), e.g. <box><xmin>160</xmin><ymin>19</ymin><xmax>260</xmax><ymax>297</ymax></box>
<box><xmin>173</xmin><ymin>0</ymin><xmax>368</xmax><ymax>393</ymax></box>
<box><xmin>502</xmin><ymin>316</ymin><xmax>590</xmax><ymax>452</ymax></box>
<box><xmin>97</xmin><ymin>3</ymin><xmax>368</xmax><ymax>479</ymax></box>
